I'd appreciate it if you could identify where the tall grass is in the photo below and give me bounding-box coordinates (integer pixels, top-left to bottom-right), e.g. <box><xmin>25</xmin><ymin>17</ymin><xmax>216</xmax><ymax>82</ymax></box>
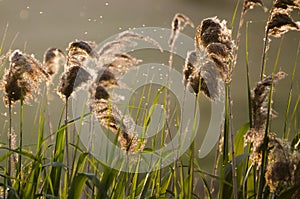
<box><xmin>0</xmin><ymin>0</ymin><xmax>299</xmax><ymax>198</ymax></box>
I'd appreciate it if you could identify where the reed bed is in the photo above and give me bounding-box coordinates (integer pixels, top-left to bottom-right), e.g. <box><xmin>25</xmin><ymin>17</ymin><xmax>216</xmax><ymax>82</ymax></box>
<box><xmin>0</xmin><ymin>0</ymin><xmax>299</xmax><ymax>198</ymax></box>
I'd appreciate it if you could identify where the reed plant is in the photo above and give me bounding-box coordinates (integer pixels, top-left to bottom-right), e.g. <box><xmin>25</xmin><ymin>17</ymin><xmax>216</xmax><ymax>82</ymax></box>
<box><xmin>0</xmin><ymin>0</ymin><xmax>299</xmax><ymax>198</ymax></box>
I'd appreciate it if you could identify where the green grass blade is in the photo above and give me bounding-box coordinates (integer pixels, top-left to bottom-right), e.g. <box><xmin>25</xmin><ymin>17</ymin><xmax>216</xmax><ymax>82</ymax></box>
<box><xmin>283</xmin><ymin>41</ymin><xmax>299</xmax><ymax>138</ymax></box>
<box><xmin>234</xmin><ymin>123</ymin><xmax>250</xmax><ymax>156</ymax></box>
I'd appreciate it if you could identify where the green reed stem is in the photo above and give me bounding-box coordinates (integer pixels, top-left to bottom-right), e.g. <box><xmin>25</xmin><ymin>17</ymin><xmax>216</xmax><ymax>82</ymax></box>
<box><xmin>16</xmin><ymin>93</ymin><xmax>24</xmax><ymax>195</ymax></box>
<box><xmin>228</xmin><ymin>85</ymin><xmax>238</xmax><ymax>199</ymax></box>
<box><xmin>65</xmin><ymin>97</ymin><xmax>70</xmax><ymax>184</ymax></box>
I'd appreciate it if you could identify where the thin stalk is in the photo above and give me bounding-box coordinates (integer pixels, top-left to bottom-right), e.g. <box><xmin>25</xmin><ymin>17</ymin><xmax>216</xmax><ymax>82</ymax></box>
<box><xmin>245</xmin><ymin>22</ymin><xmax>252</xmax><ymax>128</ymax></box>
<box><xmin>260</xmin><ymin>25</ymin><xmax>270</xmax><ymax>81</ymax></box>
<box><xmin>65</xmin><ymin>97</ymin><xmax>70</xmax><ymax>183</ymax></box>
<box><xmin>260</xmin><ymin>5</ymin><xmax>275</xmax><ymax>81</ymax></box>
<box><xmin>243</xmin><ymin>21</ymin><xmax>252</xmax><ymax>199</ymax></box>
<box><xmin>228</xmin><ymin>84</ymin><xmax>238</xmax><ymax>199</ymax></box>
<box><xmin>230</xmin><ymin>0</ymin><xmax>246</xmax><ymax>74</ymax></box>
<box><xmin>7</xmin><ymin>100</ymin><xmax>12</xmax><ymax>189</ymax></box>
<box><xmin>16</xmin><ymin>93</ymin><xmax>24</xmax><ymax>195</ymax></box>
<box><xmin>219</xmin><ymin>83</ymin><xmax>230</xmax><ymax>199</ymax></box>
<box><xmin>188</xmin><ymin>96</ymin><xmax>198</xmax><ymax>198</ymax></box>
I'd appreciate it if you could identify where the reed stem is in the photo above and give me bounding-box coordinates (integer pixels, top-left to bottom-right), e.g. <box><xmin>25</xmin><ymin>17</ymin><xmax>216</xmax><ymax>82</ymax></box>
<box><xmin>65</xmin><ymin>97</ymin><xmax>70</xmax><ymax>183</ymax></box>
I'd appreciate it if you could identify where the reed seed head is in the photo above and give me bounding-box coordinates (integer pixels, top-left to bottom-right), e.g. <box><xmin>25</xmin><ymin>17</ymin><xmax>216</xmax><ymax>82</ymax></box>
<box><xmin>196</xmin><ymin>17</ymin><xmax>232</xmax><ymax>51</ymax></box>
<box><xmin>57</xmin><ymin>65</ymin><xmax>91</xmax><ymax>99</ymax></box>
<box><xmin>251</xmin><ymin>71</ymin><xmax>286</xmax><ymax>130</ymax></box>
<box><xmin>183</xmin><ymin>51</ymin><xmax>222</xmax><ymax>101</ymax></box>
<box><xmin>43</xmin><ymin>48</ymin><xmax>66</xmax><ymax>77</ymax></box>
<box><xmin>90</xmin><ymin>99</ymin><xmax>145</xmax><ymax>152</ymax></box>
<box><xmin>169</xmin><ymin>13</ymin><xmax>194</xmax><ymax>47</ymax></box>
<box><xmin>268</xmin><ymin>11</ymin><xmax>299</xmax><ymax>37</ymax></box>
<box><xmin>67</xmin><ymin>40</ymin><xmax>98</xmax><ymax>62</ymax></box>
<box><xmin>2</xmin><ymin>49</ymin><xmax>49</xmax><ymax>106</ymax></box>
<box><xmin>244</xmin><ymin>0</ymin><xmax>265</xmax><ymax>11</ymax></box>
<box><xmin>274</xmin><ymin>0</ymin><xmax>300</xmax><ymax>10</ymax></box>
<box><xmin>96</xmin><ymin>69</ymin><xmax>118</xmax><ymax>88</ymax></box>
<box><xmin>195</xmin><ymin>17</ymin><xmax>233</xmax><ymax>81</ymax></box>
<box><xmin>183</xmin><ymin>51</ymin><xmax>198</xmax><ymax>87</ymax></box>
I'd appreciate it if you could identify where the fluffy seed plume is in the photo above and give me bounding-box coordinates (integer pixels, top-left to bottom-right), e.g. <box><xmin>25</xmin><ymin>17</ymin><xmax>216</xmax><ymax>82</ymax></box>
<box><xmin>244</xmin><ymin>0</ymin><xmax>266</xmax><ymax>12</ymax></box>
<box><xmin>268</xmin><ymin>11</ymin><xmax>299</xmax><ymax>37</ymax></box>
<box><xmin>206</xmin><ymin>42</ymin><xmax>231</xmax><ymax>78</ymax></box>
<box><xmin>183</xmin><ymin>51</ymin><xmax>198</xmax><ymax>88</ymax></box>
<box><xmin>67</xmin><ymin>40</ymin><xmax>98</xmax><ymax>62</ymax></box>
<box><xmin>183</xmin><ymin>51</ymin><xmax>223</xmax><ymax>101</ymax></box>
<box><xmin>274</xmin><ymin>0</ymin><xmax>300</xmax><ymax>10</ymax></box>
<box><xmin>57</xmin><ymin>66</ymin><xmax>91</xmax><ymax>99</ymax></box>
<box><xmin>98</xmin><ymin>31</ymin><xmax>162</xmax><ymax>62</ymax></box>
<box><xmin>169</xmin><ymin>13</ymin><xmax>194</xmax><ymax>47</ymax></box>
<box><xmin>195</xmin><ymin>17</ymin><xmax>233</xmax><ymax>81</ymax></box>
<box><xmin>57</xmin><ymin>41</ymin><xmax>96</xmax><ymax>99</ymax></box>
<box><xmin>251</xmin><ymin>71</ymin><xmax>286</xmax><ymax>130</ymax></box>
<box><xmin>43</xmin><ymin>48</ymin><xmax>66</xmax><ymax>77</ymax></box>
<box><xmin>196</xmin><ymin>17</ymin><xmax>232</xmax><ymax>51</ymax></box>
<box><xmin>90</xmin><ymin>99</ymin><xmax>145</xmax><ymax>152</ymax></box>
<box><xmin>2</xmin><ymin>50</ymin><xmax>49</xmax><ymax>106</ymax></box>
<box><xmin>88</xmin><ymin>32</ymin><xmax>153</xmax><ymax>152</ymax></box>
<box><xmin>244</xmin><ymin>71</ymin><xmax>287</xmax><ymax>170</ymax></box>
<box><xmin>104</xmin><ymin>53</ymin><xmax>141</xmax><ymax>76</ymax></box>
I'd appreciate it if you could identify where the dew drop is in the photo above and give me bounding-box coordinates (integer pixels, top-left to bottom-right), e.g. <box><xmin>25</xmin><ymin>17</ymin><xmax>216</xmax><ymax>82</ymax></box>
<box><xmin>26</xmin><ymin>6</ymin><xmax>30</xmax><ymax>9</ymax></box>
<box><xmin>84</xmin><ymin>31</ymin><xmax>88</xmax><ymax>35</ymax></box>
<box><xmin>88</xmin><ymin>18</ymin><xmax>91</xmax><ymax>22</ymax></box>
<box><xmin>105</xmin><ymin>2</ymin><xmax>109</xmax><ymax>6</ymax></box>
<box><xmin>39</xmin><ymin>11</ymin><xmax>43</xmax><ymax>14</ymax></box>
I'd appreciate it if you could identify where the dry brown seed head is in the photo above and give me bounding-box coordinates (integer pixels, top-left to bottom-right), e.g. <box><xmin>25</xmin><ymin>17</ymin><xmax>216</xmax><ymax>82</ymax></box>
<box><xmin>268</xmin><ymin>12</ymin><xmax>299</xmax><ymax>37</ymax></box>
<box><xmin>43</xmin><ymin>48</ymin><xmax>66</xmax><ymax>76</ymax></box>
<box><xmin>90</xmin><ymin>98</ymin><xmax>145</xmax><ymax>153</ymax></box>
<box><xmin>196</xmin><ymin>17</ymin><xmax>232</xmax><ymax>51</ymax></box>
<box><xmin>169</xmin><ymin>13</ymin><xmax>194</xmax><ymax>47</ymax></box>
<box><xmin>57</xmin><ymin>65</ymin><xmax>91</xmax><ymax>99</ymax></box>
<box><xmin>93</xmin><ymin>85</ymin><xmax>110</xmax><ymax>100</ymax></box>
<box><xmin>244</xmin><ymin>0</ymin><xmax>266</xmax><ymax>12</ymax></box>
<box><xmin>67</xmin><ymin>40</ymin><xmax>98</xmax><ymax>62</ymax></box>
<box><xmin>251</xmin><ymin>71</ymin><xmax>286</xmax><ymax>130</ymax></box>
<box><xmin>96</xmin><ymin>69</ymin><xmax>118</xmax><ymax>88</ymax></box>
<box><xmin>183</xmin><ymin>51</ymin><xmax>198</xmax><ymax>87</ymax></box>
<box><xmin>274</xmin><ymin>0</ymin><xmax>300</xmax><ymax>10</ymax></box>
<box><xmin>2</xmin><ymin>70</ymin><xmax>32</xmax><ymax>106</ymax></box>
<box><xmin>206</xmin><ymin>42</ymin><xmax>232</xmax><ymax>59</ymax></box>
<box><xmin>2</xmin><ymin>49</ymin><xmax>49</xmax><ymax>106</ymax></box>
